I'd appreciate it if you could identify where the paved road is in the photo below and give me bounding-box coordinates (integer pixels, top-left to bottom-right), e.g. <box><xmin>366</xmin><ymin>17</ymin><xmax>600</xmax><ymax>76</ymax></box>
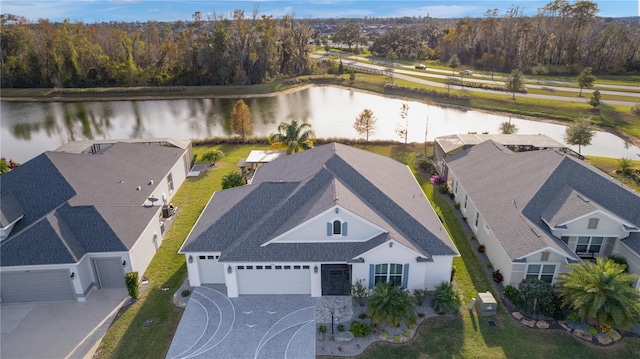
<box><xmin>312</xmin><ymin>53</ymin><xmax>638</xmax><ymax>106</ymax></box>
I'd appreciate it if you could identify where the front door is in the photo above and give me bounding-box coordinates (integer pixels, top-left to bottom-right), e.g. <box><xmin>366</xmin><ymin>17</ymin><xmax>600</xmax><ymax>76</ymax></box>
<box><xmin>321</xmin><ymin>264</ymin><xmax>351</xmax><ymax>295</ymax></box>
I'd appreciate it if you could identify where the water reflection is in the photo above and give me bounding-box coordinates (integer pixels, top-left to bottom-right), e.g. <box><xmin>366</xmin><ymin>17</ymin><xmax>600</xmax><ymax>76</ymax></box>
<box><xmin>1</xmin><ymin>86</ymin><xmax>639</xmax><ymax>163</ymax></box>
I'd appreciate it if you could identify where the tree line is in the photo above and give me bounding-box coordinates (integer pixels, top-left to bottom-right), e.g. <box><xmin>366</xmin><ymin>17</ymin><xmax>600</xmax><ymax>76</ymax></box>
<box><xmin>0</xmin><ymin>10</ymin><xmax>314</xmax><ymax>88</ymax></box>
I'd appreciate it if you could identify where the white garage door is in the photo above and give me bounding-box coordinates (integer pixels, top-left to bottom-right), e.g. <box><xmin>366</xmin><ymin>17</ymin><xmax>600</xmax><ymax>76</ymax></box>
<box><xmin>1</xmin><ymin>270</ymin><xmax>75</xmax><ymax>303</ymax></box>
<box><xmin>237</xmin><ymin>265</ymin><xmax>311</xmax><ymax>295</ymax></box>
<box><xmin>93</xmin><ymin>257</ymin><xmax>125</xmax><ymax>288</ymax></box>
<box><xmin>198</xmin><ymin>255</ymin><xmax>225</xmax><ymax>284</ymax></box>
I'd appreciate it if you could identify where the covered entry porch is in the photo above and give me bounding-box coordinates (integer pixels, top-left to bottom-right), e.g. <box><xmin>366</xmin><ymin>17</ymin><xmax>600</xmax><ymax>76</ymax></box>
<box><xmin>321</xmin><ymin>264</ymin><xmax>351</xmax><ymax>296</ymax></box>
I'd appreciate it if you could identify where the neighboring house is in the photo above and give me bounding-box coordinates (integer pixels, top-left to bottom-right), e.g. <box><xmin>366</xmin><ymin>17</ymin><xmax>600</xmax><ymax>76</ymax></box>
<box><xmin>0</xmin><ymin>139</ymin><xmax>192</xmax><ymax>303</ymax></box>
<box><xmin>180</xmin><ymin>143</ymin><xmax>458</xmax><ymax>298</ymax></box>
<box><xmin>433</xmin><ymin>133</ymin><xmax>570</xmax><ymax>177</ymax></box>
<box><xmin>445</xmin><ymin>140</ymin><xmax>640</xmax><ymax>288</ymax></box>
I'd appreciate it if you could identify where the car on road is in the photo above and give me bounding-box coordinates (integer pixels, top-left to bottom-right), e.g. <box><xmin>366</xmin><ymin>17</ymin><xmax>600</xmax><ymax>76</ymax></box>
<box><xmin>459</xmin><ymin>70</ymin><xmax>473</xmax><ymax>75</ymax></box>
<box><xmin>415</xmin><ymin>64</ymin><xmax>426</xmax><ymax>69</ymax></box>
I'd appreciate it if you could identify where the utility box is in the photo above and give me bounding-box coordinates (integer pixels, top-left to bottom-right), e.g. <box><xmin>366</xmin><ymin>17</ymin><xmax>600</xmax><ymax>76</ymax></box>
<box><xmin>476</xmin><ymin>291</ymin><xmax>497</xmax><ymax>317</ymax></box>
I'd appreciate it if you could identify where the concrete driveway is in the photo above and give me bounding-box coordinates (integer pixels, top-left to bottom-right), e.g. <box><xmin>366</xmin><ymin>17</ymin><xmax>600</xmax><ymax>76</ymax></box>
<box><xmin>166</xmin><ymin>286</ymin><xmax>316</xmax><ymax>359</ymax></box>
<box><xmin>1</xmin><ymin>288</ymin><xmax>127</xmax><ymax>359</ymax></box>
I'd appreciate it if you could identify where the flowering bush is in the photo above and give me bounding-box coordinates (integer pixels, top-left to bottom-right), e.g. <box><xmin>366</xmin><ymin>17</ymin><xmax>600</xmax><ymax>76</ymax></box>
<box><xmin>430</xmin><ymin>175</ymin><xmax>446</xmax><ymax>185</ymax></box>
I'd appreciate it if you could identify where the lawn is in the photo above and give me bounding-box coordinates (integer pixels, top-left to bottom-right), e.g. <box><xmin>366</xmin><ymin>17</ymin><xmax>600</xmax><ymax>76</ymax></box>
<box><xmin>94</xmin><ymin>144</ymin><xmax>269</xmax><ymax>359</ymax></box>
<box><xmin>90</xmin><ymin>142</ymin><xmax>640</xmax><ymax>359</ymax></box>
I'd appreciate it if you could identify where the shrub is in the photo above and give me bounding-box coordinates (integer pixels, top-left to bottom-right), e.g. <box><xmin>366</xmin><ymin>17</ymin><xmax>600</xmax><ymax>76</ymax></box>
<box><xmin>430</xmin><ymin>174</ymin><xmax>446</xmax><ymax>185</ymax></box>
<box><xmin>567</xmin><ymin>311</ymin><xmax>580</xmax><ymax>322</ymax></box>
<box><xmin>181</xmin><ymin>289</ymin><xmax>191</xmax><ymax>297</ymax></box>
<box><xmin>431</xmin><ymin>281</ymin><xmax>462</xmax><ymax>315</ymax></box>
<box><xmin>502</xmin><ymin>285</ymin><xmax>523</xmax><ymax>308</ymax></box>
<box><xmin>518</xmin><ymin>278</ymin><xmax>556</xmax><ymax>316</ymax></box>
<box><xmin>404</xmin><ymin>331</ymin><xmax>411</xmax><ymax>337</ymax></box>
<box><xmin>454</xmin><ymin>202</ymin><xmax>460</xmax><ymax>209</ymax></box>
<box><xmin>349</xmin><ymin>321</ymin><xmax>371</xmax><ymax>337</ymax></box>
<box><xmin>417</xmin><ymin>312</ymin><xmax>425</xmax><ymax>318</ymax></box>
<box><xmin>451</xmin><ymin>265</ymin><xmax>456</xmax><ymax>282</ymax></box>
<box><xmin>438</xmin><ymin>183</ymin><xmax>449</xmax><ymax>194</ymax></box>
<box><xmin>124</xmin><ymin>271</ymin><xmax>139</xmax><ymax>300</ymax></box>
<box><xmin>486</xmin><ymin>262</ymin><xmax>493</xmax><ymax>269</ymax></box>
<box><xmin>351</xmin><ymin>279</ymin><xmax>369</xmax><ymax>306</ymax></box>
<box><xmin>337</xmin><ymin>323</ymin><xmax>345</xmax><ymax>332</ymax></box>
<box><xmin>477</xmin><ymin>244</ymin><xmax>486</xmax><ymax>253</ymax></box>
<box><xmin>367</xmin><ymin>282</ymin><xmax>416</xmax><ymax>327</ymax></box>
<box><xmin>318</xmin><ymin>325</ymin><xmax>327</xmax><ymax>333</ymax></box>
<box><xmin>493</xmin><ymin>270</ymin><xmax>503</xmax><ymax>283</ymax></box>
<box><xmin>394</xmin><ymin>335</ymin><xmax>401</xmax><ymax>342</ymax></box>
<box><xmin>414</xmin><ymin>152</ymin><xmax>435</xmax><ymax>174</ymax></box>
<box><xmin>588</xmin><ymin>327</ymin><xmax>598</xmax><ymax>335</ymax></box>
<box><xmin>358</xmin><ymin>313</ymin><xmax>368</xmax><ymax>319</ymax></box>
<box><xmin>413</xmin><ymin>288</ymin><xmax>428</xmax><ymax>305</ymax></box>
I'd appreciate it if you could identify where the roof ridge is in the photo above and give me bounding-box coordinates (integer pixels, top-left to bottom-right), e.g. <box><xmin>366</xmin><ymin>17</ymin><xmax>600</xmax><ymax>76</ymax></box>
<box><xmin>48</xmin><ymin>211</ymin><xmax>83</xmax><ymax>262</ymax></box>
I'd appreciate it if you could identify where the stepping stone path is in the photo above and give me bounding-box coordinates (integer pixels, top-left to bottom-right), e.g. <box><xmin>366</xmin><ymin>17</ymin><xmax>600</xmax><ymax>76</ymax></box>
<box><xmin>511</xmin><ymin>312</ymin><xmax>523</xmax><ymax>320</ymax></box>
<box><xmin>521</xmin><ymin>318</ymin><xmax>536</xmax><ymax>328</ymax></box>
<box><xmin>607</xmin><ymin>329</ymin><xmax>622</xmax><ymax>341</ymax></box>
<box><xmin>558</xmin><ymin>321</ymin><xmax>573</xmax><ymax>332</ymax></box>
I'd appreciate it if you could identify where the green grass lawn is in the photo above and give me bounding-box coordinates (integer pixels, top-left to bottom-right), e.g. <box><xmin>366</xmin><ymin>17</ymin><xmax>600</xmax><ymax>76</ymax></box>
<box><xmin>96</xmin><ymin>142</ymin><xmax>640</xmax><ymax>359</ymax></box>
<box><xmin>94</xmin><ymin>144</ymin><xmax>269</xmax><ymax>359</ymax></box>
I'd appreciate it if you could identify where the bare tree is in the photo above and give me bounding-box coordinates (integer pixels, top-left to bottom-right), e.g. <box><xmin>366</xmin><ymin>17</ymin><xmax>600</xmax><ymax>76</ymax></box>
<box><xmin>395</xmin><ymin>102</ymin><xmax>410</xmax><ymax>144</ymax></box>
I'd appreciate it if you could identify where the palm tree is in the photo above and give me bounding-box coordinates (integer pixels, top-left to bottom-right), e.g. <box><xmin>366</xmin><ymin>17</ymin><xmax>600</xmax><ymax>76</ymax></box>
<box><xmin>201</xmin><ymin>149</ymin><xmax>225</xmax><ymax>165</ymax></box>
<box><xmin>430</xmin><ymin>281</ymin><xmax>462</xmax><ymax>315</ymax></box>
<box><xmin>221</xmin><ymin>171</ymin><xmax>244</xmax><ymax>189</ymax></box>
<box><xmin>499</xmin><ymin>119</ymin><xmax>518</xmax><ymax>134</ymax></box>
<box><xmin>268</xmin><ymin>120</ymin><xmax>316</xmax><ymax>154</ymax></box>
<box><xmin>366</xmin><ymin>282</ymin><xmax>416</xmax><ymax>327</ymax></box>
<box><xmin>558</xmin><ymin>258</ymin><xmax>640</xmax><ymax>329</ymax></box>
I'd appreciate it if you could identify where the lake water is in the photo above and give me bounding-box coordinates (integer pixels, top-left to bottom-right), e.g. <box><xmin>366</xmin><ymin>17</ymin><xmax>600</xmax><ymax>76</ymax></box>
<box><xmin>1</xmin><ymin>86</ymin><xmax>638</xmax><ymax>163</ymax></box>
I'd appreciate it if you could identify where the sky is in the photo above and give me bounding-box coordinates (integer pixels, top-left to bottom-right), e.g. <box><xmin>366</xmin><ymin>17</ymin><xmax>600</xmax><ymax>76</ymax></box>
<box><xmin>1</xmin><ymin>0</ymin><xmax>638</xmax><ymax>23</ymax></box>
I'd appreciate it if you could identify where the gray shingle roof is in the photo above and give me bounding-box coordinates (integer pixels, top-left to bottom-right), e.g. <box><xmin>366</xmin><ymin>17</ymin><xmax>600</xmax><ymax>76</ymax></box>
<box><xmin>1</xmin><ymin>140</ymin><xmax>187</xmax><ymax>267</ymax></box>
<box><xmin>181</xmin><ymin>143</ymin><xmax>458</xmax><ymax>262</ymax></box>
<box><xmin>541</xmin><ymin>186</ymin><xmax>599</xmax><ymax>227</ymax></box>
<box><xmin>0</xmin><ymin>191</ymin><xmax>24</xmax><ymax>227</ymax></box>
<box><xmin>446</xmin><ymin>140</ymin><xmax>640</xmax><ymax>260</ymax></box>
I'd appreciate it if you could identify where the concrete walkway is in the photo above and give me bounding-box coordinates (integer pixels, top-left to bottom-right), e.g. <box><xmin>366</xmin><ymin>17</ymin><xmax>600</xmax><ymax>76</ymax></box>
<box><xmin>166</xmin><ymin>286</ymin><xmax>316</xmax><ymax>359</ymax></box>
<box><xmin>0</xmin><ymin>288</ymin><xmax>127</xmax><ymax>359</ymax></box>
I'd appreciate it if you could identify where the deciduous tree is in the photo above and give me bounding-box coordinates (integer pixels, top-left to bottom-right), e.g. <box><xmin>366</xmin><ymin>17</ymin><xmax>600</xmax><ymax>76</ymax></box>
<box><xmin>395</xmin><ymin>103</ymin><xmax>410</xmax><ymax>144</ymax></box>
<box><xmin>230</xmin><ymin>99</ymin><xmax>252</xmax><ymax>139</ymax></box>
<box><xmin>505</xmin><ymin>69</ymin><xmax>524</xmax><ymax>99</ymax></box>
<box><xmin>577</xmin><ymin>67</ymin><xmax>595</xmax><ymax>97</ymax></box>
<box><xmin>564</xmin><ymin>117</ymin><xmax>595</xmax><ymax>154</ymax></box>
<box><xmin>353</xmin><ymin>109</ymin><xmax>377</xmax><ymax>142</ymax></box>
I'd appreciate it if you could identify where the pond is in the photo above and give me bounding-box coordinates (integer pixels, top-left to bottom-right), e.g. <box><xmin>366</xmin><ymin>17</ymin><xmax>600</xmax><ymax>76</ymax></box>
<box><xmin>1</xmin><ymin>86</ymin><xmax>638</xmax><ymax>163</ymax></box>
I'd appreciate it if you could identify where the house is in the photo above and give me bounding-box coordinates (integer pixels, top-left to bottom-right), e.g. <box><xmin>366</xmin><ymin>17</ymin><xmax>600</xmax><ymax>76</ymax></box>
<box><xmin>433</xmin><ymin>133</ymin><xmax>570</xmax><ymax>177</ymax></box>
<box><xmin>445</xmin><ymin>140</ymin><xmax>640</xmax><ymax>288</ymax></box>
<box><xmin>180</xmin><ymin>143</ymin><xmax>458</xmax><ymax>297</ymax></box>
<box><xmin>0</xmin><ymin>139</ymin><xmax>192</xmax><ymax>302</ymax></box>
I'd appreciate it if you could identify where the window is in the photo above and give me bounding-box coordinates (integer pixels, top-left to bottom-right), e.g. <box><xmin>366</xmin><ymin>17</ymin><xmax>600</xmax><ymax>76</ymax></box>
<box><xmin>275</xmin><ymin>265</ymin><xmax>282</xmax><ymax>269</ymax></box>
<box><xmin>526</xmin><ymin>264</ymin><xmax>556</xmax><ymax>283</ymax></box>
<box><xmin>256</xmin><ymin>266</ymin><xmax>263</xmax><ymax>269</ymax></box>
<box><xmin>167</xmin><ymin>173</ymin><xmax>174</xmax><ymax>192</ymax></box>
<box><xmin>303</xmin><ymin>265</ymin><xmax>310</xmax><ymax>269</ymax></box>
<box><xmin>246</xmin><ymin>266</ymin><xmax>253</xmax><ymax>270</ymax></box>
<box><xmin>463</xmin><ymin>195</ymin><xmax>468</xmax><ymax>209</ymax></box>
<box><xmin>374</xmin><ymin>263</ymin><xmax>403</xmax><ymax>286</ymax></box>
<box><xmin>207</xmin><ymin>255</ymin><xmax>214</xmax><ymax>260</ymax></box>
<box><xmin>333</xmin><ymin>220</ymin><xmax>341</xmax><ymax>235</ymax></box>
<box><xmin>454</xmin><ymin>180</ymin><xmax>458</xmax><ymax>194</ymax></box>
<box><xmin>474</xmin><ymin>212</ymin><xmax>480</xmax><ymax>228</ymax></box>
<box><xmin>198</xmin><ymin>255</ymin><xmax>205</xmax><ymax>260</ymax></box>
<box><xmin>284</xmin><ymin>265</ymin><xmax>291</xmax><ymax>269</ymax></box>
<box><xmin>576</xmin><ymin>236</ymin><xmax>603</xmax><ymax>253</ymax></box>
<box><xmin>588</xmin><ymin>218</ymin><xmax>599</xmax><ymax>229</ymax></box>
<box><xmin>265</xmin><ymin>265</ymin><xmax>272</xmax><ymax>270</ymax></box>
<box><xmin>237</xmin><ymin>266</ymin><xmax>245</xmax><ymax>270</ymax></box>
<box><xmin>294</xmin><ymin>265</ymin><xmax>301</xmax><ymax>269</ymax></box>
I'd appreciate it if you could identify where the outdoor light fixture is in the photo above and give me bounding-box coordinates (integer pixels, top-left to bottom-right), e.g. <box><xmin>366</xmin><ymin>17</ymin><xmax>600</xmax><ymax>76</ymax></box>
<box><xmin>122</xmin><ymin>260</ymin><xmax>126</xmax><ymax>266</ymax></box>
<box><xmin>227</xmin><ymin>265</ymin><xmax>232</xmax><ymax>274</ymax></box>
<box><xmin>188</xmin><ymin>255</ymin><xmax>193</xmax><ymax>264</ymax></box>
<box><xmin>389</xmin><ymin>241</ymin><xmax>393</xmax><ymax>248</ymax></box>
<box><xmin>314</xmin><ymin>265</ymin><xmax>318</xmax><ymax>274</ymax></box>
<box><xmin>70</xmin><ymin>272</ymin><xmax>75</xmax><ymax>279</ymax></box>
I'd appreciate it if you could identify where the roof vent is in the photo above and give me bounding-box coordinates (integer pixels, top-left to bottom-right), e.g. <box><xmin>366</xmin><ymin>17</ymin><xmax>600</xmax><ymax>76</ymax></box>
<box><xmin>149</xmin><ymin>180</ymin><xmax>154</xmax><ymax>185</ymax></box>
<box><xmin>119</xmin><ymin>180</ymin><xmax>124</xmax><ymax>184</ymax></box>
<box><xmin>136</xmin><ymin>186</ymin><xmax>141</xmax><ymax>191</ymax></box>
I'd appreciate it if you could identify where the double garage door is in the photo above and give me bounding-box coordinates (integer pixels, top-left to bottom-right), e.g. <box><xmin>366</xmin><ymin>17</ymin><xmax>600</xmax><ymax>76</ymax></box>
<box><xmin>237</xmin><ymin>265</ymin><xmax>311</xmax><ymax>295</ymax></box>
<box><xmin>1</xmin><ymin>270</ymin><xmax>75</xmax><ymax>303</ymax></box>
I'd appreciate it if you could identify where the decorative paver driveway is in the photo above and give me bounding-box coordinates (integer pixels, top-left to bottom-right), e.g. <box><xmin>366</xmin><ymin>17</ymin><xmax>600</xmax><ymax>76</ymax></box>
<box><xmin>166</xmin><ymin>286</ymin><xmax>316</xmax><ymax>359</ymax></box>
